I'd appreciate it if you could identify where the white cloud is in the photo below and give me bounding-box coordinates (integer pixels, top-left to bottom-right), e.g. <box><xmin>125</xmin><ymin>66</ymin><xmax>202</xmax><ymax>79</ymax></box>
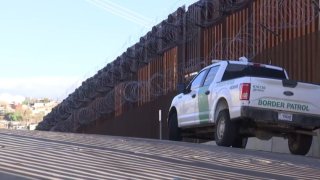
<box><xmin>0</xmin><ymin>93</ymin><xmax>25</xmax><ymax>104</ymax></box>
<box><xmin>0</xmin><ymin>76</ymin><xmax>83</xmax><ymax>100</ymax></box>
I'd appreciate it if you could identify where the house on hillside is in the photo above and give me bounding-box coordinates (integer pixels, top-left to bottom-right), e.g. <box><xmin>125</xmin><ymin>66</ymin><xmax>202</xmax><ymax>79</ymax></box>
<box><xmin>0</xmin><ymin>106</ymin><xmax>5</xmax><ymax>116</ymax></box>
<box><xmin>31</xmin><ymin>101</ymin><xmax>58</xmax><ymax>116</ymax></box>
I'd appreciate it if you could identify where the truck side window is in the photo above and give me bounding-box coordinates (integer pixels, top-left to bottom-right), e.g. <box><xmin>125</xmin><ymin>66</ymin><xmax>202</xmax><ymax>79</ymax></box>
<box><xmin>190</xmin><ymin>70</ymin><xmax>207</xmax><ymax>91</ymax></box>
<box><xmin>203</xmin><ymin>66</ymin><xmax>219</xmax><ymax>86</ymax></box>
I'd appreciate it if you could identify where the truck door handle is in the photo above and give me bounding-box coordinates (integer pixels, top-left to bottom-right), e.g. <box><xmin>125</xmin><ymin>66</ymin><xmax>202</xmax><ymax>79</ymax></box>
<box><xmin>192</xmin><ymin>94</ymin><xmax>196</xmax><ymax>98</ymax></box>
<box><xmin>205</xmin><ymin>90</ymin><xmax>210</xmax><ymax>95</ymax></box>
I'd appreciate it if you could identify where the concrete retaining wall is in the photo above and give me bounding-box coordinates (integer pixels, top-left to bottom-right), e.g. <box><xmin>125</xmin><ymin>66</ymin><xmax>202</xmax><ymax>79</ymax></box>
<box><xmin>246</xmin><ymin>130</ymin><xmax>320</xmax><ymax>157</ymax></box>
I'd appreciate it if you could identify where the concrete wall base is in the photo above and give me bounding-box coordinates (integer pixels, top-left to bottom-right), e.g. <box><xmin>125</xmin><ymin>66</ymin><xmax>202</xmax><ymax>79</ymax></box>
<box><xmin>246</xmin><ymin>130</ymin><xmax>320</xmax><ymax>157</ymax></box>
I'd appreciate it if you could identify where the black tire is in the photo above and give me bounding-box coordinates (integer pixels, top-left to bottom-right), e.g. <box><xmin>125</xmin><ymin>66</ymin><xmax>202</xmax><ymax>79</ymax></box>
<box><xmin>214</xmin><ymin>109</ymin><xmax>237</xmax><ymax>147</ymax></box>
<box><xmin>232</xmin><ymin>137</ymin><xmax>248</xmax><ymax>148</ymax></box>
<box><xmin>168</xmin><ymin>112</ymin><xmax>182</xmax><ymax>141</ymax></box>
<box><xmin>288</xmin><ymin>133</ymin><xmax>313</xmax><ymax>155</ymax></box>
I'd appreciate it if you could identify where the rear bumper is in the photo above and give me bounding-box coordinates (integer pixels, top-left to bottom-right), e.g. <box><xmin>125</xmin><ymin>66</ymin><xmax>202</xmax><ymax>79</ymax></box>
<box><xmin>240</xmin><ymin>106</ymin><xmax>320</xmax><ymax>129</ymax></box>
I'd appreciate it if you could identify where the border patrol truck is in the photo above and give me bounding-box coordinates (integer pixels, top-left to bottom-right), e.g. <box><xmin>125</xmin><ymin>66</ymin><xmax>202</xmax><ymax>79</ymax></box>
<box><xmin>168</xmin><ymin>58</ymin><xmax>320</xmax><ymax>155</ymax></box>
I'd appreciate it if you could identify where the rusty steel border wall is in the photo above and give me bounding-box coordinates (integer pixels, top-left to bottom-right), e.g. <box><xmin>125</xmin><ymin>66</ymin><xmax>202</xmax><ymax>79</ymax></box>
<box><xmin>37</xmin><ymin>0</ymin><xmax>320</xmax><ymax>139</ymax></box>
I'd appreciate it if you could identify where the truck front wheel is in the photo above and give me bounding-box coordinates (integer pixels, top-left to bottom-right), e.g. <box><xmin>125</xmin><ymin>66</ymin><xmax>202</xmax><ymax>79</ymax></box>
<box><xmin>288</xmin><ymin>133</ymin><xmax>312</xmax><ymax>155</ymax></box>
<box><xmin>168</xmin><ymin>112</ymin><xmax>182</xmax><ymax>141</ymax></box>
<box><xmin>215</xmin><ymin>110</ymin><xmax>237</xmax><ymax>147</ymax></box>
<box><xmin>232</xmin><ymin>137</ymin><xmax>248</xmax><ymax>148</ymax></box>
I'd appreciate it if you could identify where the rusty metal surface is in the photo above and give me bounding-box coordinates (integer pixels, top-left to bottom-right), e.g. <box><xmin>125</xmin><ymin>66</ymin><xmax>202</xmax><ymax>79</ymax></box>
<box><xmin>80</xmin><ymin>92</ymin><xmax>176</xmax><ymax>139</ymax></box>
<box><xmin>37</xmin><ymin>0</ymin><xmax>320</xmax><ymax>138</ymax></box>
<box><xmin>0</xmin><ymin>129</ymin><xmax>320</xmax><ymax>179</ymax></box>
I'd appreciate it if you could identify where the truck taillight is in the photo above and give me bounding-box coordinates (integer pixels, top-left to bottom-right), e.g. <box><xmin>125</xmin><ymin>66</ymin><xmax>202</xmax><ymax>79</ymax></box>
<box><xmin>240</xmin><ymin>83</ymin><xmax>251</xmax><ymax>100</ymax></box>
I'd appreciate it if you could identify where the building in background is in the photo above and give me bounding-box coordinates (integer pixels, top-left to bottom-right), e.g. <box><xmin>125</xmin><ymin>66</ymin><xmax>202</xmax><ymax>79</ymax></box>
<box><xmin>0</xmin><ymin>97</ymin><xmax>58</xmax><ymax>130</ymax></box>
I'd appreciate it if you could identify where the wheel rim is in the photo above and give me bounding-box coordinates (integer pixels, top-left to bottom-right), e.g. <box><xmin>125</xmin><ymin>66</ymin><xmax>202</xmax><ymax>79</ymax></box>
<box><xmin>217</xmin><ymin>117</ymin><xmax>226</xmax><ymax>140</ymax></box>
<box><xmin>288</xmin><ymin>134</ymin><xmax>298</xmax><ymax>150</ymax></box>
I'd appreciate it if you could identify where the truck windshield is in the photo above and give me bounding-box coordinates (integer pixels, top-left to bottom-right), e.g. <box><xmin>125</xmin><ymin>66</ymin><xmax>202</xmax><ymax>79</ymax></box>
<box><xmin>222</xmin><ymin>64</ymin><xmax>287</xmax><ymax>81</ymax></box>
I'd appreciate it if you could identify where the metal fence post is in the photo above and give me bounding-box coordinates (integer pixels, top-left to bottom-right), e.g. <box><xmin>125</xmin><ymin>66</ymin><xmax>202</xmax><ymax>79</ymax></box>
<box><xmin>319</xmin><ymin>0</ymin><xmax>320</xmax><ymax>30</ymax></box>
<box><xmin>159</xmin><ymin>109</ymin><xmax>162</xmax><ymax>140</ymax></box>
<box><xmin>316</xmin><ymin>129</ymin><xmax>320</xmax><ymax>157</ymax></box>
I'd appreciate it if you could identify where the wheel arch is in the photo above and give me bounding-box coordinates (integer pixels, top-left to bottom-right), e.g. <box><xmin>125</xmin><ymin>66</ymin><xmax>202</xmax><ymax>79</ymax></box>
<box><xmin>168</xmin><ymin>106</ymin><xmax>177</xmax><ymax>124</ymax></box>
<box><xmin>213</xmin><ymin>98</ymin><xmax>229</xmax><ymax>123</ymax></box>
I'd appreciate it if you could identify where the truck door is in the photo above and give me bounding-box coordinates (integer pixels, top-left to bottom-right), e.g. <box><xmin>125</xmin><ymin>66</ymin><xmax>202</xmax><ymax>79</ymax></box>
<box><xmin>179</xmin><ymin>69</ymin><xmax>208</xmax><ymax>126</ymax></box>
<box><xmin>197</xmin><ymin>66</ymin><xmax>220</xmax><ymax>124</ymax></box>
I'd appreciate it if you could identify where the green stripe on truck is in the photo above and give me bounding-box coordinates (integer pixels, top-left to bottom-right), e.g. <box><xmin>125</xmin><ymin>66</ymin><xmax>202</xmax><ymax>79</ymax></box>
<box><xmin>198</xmin><ymin>86</ymin><xmax>210</xmax><ymax>124</ymax></box>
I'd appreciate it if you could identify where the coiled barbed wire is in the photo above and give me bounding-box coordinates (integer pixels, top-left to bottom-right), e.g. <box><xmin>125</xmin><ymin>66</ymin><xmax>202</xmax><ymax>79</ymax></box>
<box><xmin>39</xmin><ymin>0</ymin><xmax>320</xmax><ymax>132</ymax></box>
<box><xmin>260</xmin><ymin>0</ymin><xmax>319</xmax><ymax>30</ymax></box>
<box><xmin>209</xmin><ymin>0</ymin><xmax>319</xmax><ymax>60</ymax></box>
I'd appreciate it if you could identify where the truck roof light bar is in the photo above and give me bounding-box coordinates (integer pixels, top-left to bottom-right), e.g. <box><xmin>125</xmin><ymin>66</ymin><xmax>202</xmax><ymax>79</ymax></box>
<box><xmin>239</xmin><ymin>56</ymin><xmax>249</xmax><ymax>62</ymax></box>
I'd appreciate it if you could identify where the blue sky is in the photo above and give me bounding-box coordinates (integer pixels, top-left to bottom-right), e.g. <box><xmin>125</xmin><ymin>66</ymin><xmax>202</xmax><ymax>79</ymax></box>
<box><xmin>0</xmin><ymin>0</ymin><xmax>197</xmax><ymax>100</ymax></box>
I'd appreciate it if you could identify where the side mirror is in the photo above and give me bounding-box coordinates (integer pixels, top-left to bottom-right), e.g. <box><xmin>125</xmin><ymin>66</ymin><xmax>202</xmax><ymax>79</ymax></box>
<box><xmin>177</xmin><ymin>83</ymin><xmax>187</xmax><ymax>94</ymax></box>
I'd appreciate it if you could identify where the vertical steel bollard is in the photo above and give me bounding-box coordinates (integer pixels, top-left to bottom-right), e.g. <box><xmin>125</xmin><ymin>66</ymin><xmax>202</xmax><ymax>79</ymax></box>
<box><xmin>159</xmin><ymin>109</ymin><xmax>162</xmax><ymax>140</ymax></box>
<box><xmin>319</xmin><ymin>0</ymin><xmax>320</xmax><ymax>30</ymax></box>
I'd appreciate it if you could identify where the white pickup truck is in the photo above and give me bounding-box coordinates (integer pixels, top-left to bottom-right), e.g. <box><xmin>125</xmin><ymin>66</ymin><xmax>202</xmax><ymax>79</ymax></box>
<box><xmin>168</xmin><ymin>59</ymin><xmax>320</xmax><ymax>155</ymax></box>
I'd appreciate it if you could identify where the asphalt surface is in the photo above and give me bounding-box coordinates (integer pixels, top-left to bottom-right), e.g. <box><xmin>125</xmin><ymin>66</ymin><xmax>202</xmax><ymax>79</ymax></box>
<box><xmin>0</xmin><ymin>130</ymin><xmax>319</xmax><ymax>180</ymax></box>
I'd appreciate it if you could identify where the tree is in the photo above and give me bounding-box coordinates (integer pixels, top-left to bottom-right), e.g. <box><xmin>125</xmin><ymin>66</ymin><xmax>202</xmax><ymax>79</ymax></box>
<box><xmin>5</xmin><ymin>112</ymin><xmax>23</xmax><ymax>121</ymax></box>
<box><xmin>42</xmin><ymin>98</ymin><xmax>51</xmax><ymax>103</ymax></box>
<box><xmin>33</xmin><ymin>112</ymin><xmax>46</xmax><ymax>123</ymax></box>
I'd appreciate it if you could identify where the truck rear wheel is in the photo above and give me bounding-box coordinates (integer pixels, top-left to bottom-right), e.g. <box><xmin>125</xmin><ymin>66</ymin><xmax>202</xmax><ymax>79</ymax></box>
<box><xmin>215</xmin><ymin>109</ymin><xmax>237</xmax><ymax>147</ymax></box>
<box><xmin>288</xmin><ymin>133</ymin><xmax>312</xmax><ymax>155</ymax></box>
<box><xmin>168</xmin><ymin>112</ymin><xmax>182</xmax><ymax>141</ymax></box>
<box><xmin>232</xmin><ymin>137</ymin><xmax>248</xmax><ymax>148</ymax></box>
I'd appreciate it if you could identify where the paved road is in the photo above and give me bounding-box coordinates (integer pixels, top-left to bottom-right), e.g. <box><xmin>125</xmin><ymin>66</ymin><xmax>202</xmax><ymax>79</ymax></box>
<box><xmin>0</xmin><ymin>130</ymin><xmax>319</xmax><ymax>179</ymax></box>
